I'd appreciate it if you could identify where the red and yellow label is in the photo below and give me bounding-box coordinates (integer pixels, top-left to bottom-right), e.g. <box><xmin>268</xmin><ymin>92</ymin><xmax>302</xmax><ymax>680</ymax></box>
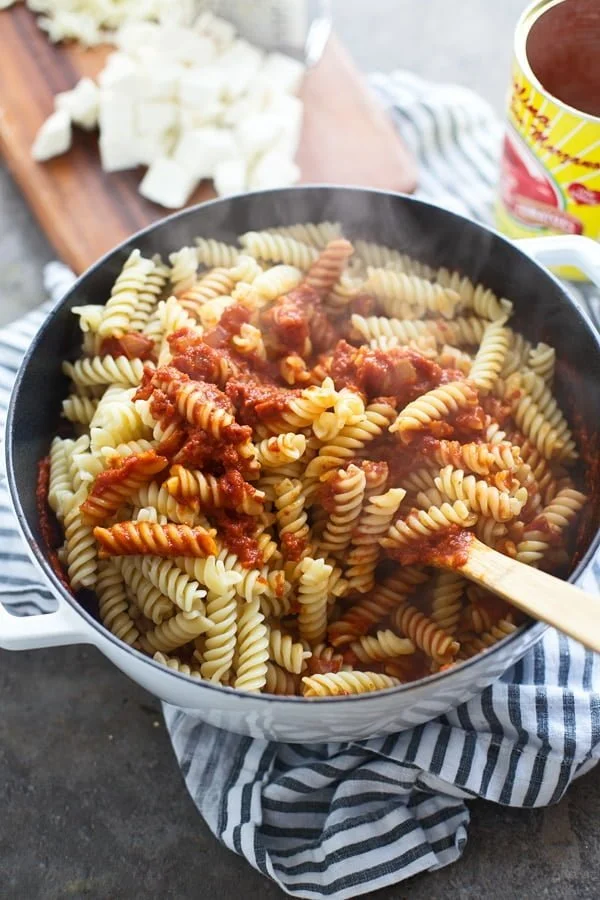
<box><xmin>496</xmin><ymin>65</ymin><xmax>600</xmax><ymax>278</ymax></box>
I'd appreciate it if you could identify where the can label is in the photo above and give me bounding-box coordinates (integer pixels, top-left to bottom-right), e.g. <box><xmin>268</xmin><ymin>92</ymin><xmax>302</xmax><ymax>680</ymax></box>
<box><xmin>496</xmin><ymin>64</ymin><xmax>600</xmax><ymax>251</ymax></box>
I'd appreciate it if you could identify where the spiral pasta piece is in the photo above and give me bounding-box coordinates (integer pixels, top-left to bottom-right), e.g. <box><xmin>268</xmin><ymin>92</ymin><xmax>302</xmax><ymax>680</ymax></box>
<box><xmin>62</xmin><ymin>395</ymin><xmax>99</xmax><ymax>425</ymax></box>
<box><xmin>153</xmin><ymin>651</ymin><xmax>202</xmax><ymax>678</ymax></box>
<box><xmin>345</xmin><ymin>488</ymin><xmax>406</xmax><ymax>594</ymax></box>
<box><xmin>469</xmin><ymin>319</ymin><xmax>510</xmax><ymax>393</ymax></box>
<box><xmin>233</xmin><ymin>598</ymin><xmax>269</xmax><ymax>692</ymax></box>
<box><xmin>351</xmin><ymin>314</ymin><xmax>486</xmax><ymax>347</ymax></box>
<box><xmin>165</xmin><ymin>466</ymin><xmax>265</xmax><ymax>515</ymax></box>
<box><xmin>306</xmin><ymin>401</ymin><xmax>396</xmax><ymax>481</ymax></box>
<box><xmin>130</xmin><ymin>482</ymin><xmax>199</xmax><ymax>526</ymax></box>
<box><xmin>240</xmin><ymin>231</ymin><xmax>319</xmax><ymax>269</ymax></box>
<box><xmin>195</xmin><ymin>237</ymin><xmax>240</xmax><ymax>270</ymax></box>
<box><xmin>435</xmin><ymin>466</ymin><xmax>528</xmax><ymax>522</ymax></box>
<box><xmin>390</xmin><ymin>381</ymin><xmax>478</xmax><ymax>442</ymax></box>
<box><xmin>98</xmin><ymin>250</ymin><xmax>155</xmax><ymax>337</ymax></box>
<box><xmin>269</xmin><ymin>628</ymin><xmax>310</xmax><ymax>674</ymax></box>
<box><xmin>265</xmin><ymin>662</ymin><xmax>299</xmax><ymax>695</ymax></box>
<box><xmin>142</xmin><ymin>609</ymin><xmax>212</xmax><ymax>655</ymax></box>
<box><xmin>177</xmin><ymin>267</ymin><xmax>236</xmax><ymax>319</ymax></box>
<box><xmin>94</xmin><ymin>521</ymin><xmax>217</xmax><ymax>558</ymax></box>
<box><xmin>392</xmin><ymin>603</ymin><xmax>460</xmax><ymax>663</ymax></box>
<box><xmin>200</xmin><ymin>585</ymin><xmax>238</xmax><ymax>683</ymax></box>
<box><xmin>458</xmin><ymin>618</ymin><xmax>517</xmax><ymax>658</ymax></box>
<box><xmin>265</xmin><ymin>377</ymin><xmax>338</xmax><ymax>435</ymax></box>
<box><xmin>430</xmin><ymin>570</ymin><xmax>465</xmax><ymax>634</ymax></box>
<box><xmin>427</xmin><ymin>439</ymin><xmax>521</xmax><ymax>475</ymax></box>
<box><xmin>169</xmin><ymin>246</ymin><xmax>199</xmax><ymax>296</ymax></box>
<box><xmin>381</xmin><ymin>501</ymin><xmax>477</xmax><ymax>552</ymax></box>
<box><xmin>515</xmin><ymin>488</ymin><xmax>586</xmax><ymax>565</ymax></box>
<box><xmin>350</xmin><ymin>628</ymin><xmax>415</xmax><ymax>663</ymax></box>
<box><xmin>508</xmin><ymin>370</ymin><xmax>577</xmax><ymax>462</ymax></box>
<box><xmin>96</xmin><ymin>559</ymin><xmax>139</xmax><ymax>645</ymax></box>
<box><xmin>251</xmin><ymin>265</ymin><xmax>303</xmax><ymax>301</ymax></box>
<box><xmin>117</xmin><ymin>557</ymin><xmax>174</xmax><ymax>625</ymax></box>
<box><xmin>64</xmin><ymin>488</ymin><xmax>97</xmax><ymax>589</ymax></box>
<box><xmin>435</xmin><ymin>268</ymin><xmax>513</xmax><ymax>320</ymax></box>
<box><xmin>269</xmin><ymin>221</ymin><xmax>343</xmax><ymax>249</ymax></box>
<box><xmin>274</xmin><ymin>478</ymin><xmax>311</xmax><ymax>556</ymax></box>
<box><xmin>48</xmin><ymin>437</ymin><xmax>74</xmax><ymax>520</ymax></box>
<box><xmin>354</xmin><ymin>239</ymin><xmax>435</xmax><ymax>277</ymax></box>
<box><xmin>255</xmin><ymin>433</ymin><xmax>307</xmax><ymax>468</ymax></box>
<box><xmin>140</xmin><ymin>557</ymin><xmax>206</xmax><ymax>613</ymax></box>
<box><xmin>319</xmin><ymin>464</ymin><xmax>366</xmax><ymax>554</ymax></box>
<box><xmin>302</xmin><ymin>671</ymin><xmax>400</xmax><ymax>697</ymax></box>
<box><xmin>129</xmin><ymin>258</ymin><xmax>170</xmax><ymax>333</ymax></box>
<box><xmin>63</xmin><ymin>356</ymin><xmax>148</xmax><ymax>387</ymax></box>
<box><xmin>366</xmin><ymin>267</ymin><xmax>461</xmax><ymax>319</ymax></box>
<box><xmin>298</xmin><ymin>557</ymin><xmax>332</xmax><ymax>645</ymax></box>
<box><xmin>303</xmin><ymin>239</ymin><xmax>354</xmax><ymax>297</ymax></box>
<box><xmin>528</xmin><ymin>342</ymin><xmax>555</xmax><ymax>384</ymax></box>
<box><xmin>81</xmin><ymin>451</ymin><xmax>168</xmax><ymax>522</ymax></box>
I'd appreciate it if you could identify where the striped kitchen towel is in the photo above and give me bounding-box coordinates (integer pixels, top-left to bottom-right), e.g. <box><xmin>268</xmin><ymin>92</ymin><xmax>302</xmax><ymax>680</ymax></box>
<box><xmin>1</xmin><ymin>71</ymin><xmax>600</xmax><ymax>900</ymax></box>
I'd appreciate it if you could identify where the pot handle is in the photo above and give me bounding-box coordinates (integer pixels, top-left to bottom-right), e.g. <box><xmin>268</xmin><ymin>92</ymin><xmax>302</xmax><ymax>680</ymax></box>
<box><xmin>514</xmin><ymin>235</ymin><xmax>600</xmax><ymax>289</ymax></box>
<box><xmin>0</xmin><ymin>594</ymin><xmax>95</xmax><ymax>650</ymax></box>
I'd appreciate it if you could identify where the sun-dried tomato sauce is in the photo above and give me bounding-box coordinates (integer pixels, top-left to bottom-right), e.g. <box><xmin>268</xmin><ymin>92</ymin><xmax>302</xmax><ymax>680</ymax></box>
<box><xmin>386</xmin><ymin>523</ymin><xmax>474</xmax><ymax>568</ymax></box>
<box><xmin>281</xmin><ymin>532</ymin><xmax>307</xmax><ymax>562</ymax></box>
<box><xmin>213</xmin><ymin>512</ymin><xmax>263</xmax><ymax>568</ymax></box>
<box><xmin>36</xmin><ymin>457</ymin><xmax>72</xmax><ymax>593</ymax></box>
<box><xmin>330</xmin><ymin>340</ymin><xmax>443</xmax><ymax>403</ymax></box>
<box><xmin>225</xmin><ymin>376</ymin><xmax>298</xmax><ymax>426</ymax></box>
<box><xmin>87</xmin><ymin>451</ymin><xmax>168</xmax><ymax>498</ymax></box>
<box><xmin>305</xmin><ymin>654</ymin><xmax>342</xmax><ymax>676</ymax></box>
<box><xmin>99</xmin><ymin>332</ymin><xmax>155</xmax><ymax>361</ymax></box>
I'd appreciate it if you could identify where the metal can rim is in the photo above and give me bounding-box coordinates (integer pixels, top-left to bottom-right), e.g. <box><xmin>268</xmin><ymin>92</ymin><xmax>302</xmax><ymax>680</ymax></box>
<box><xmin>515</xmin><ymin>0</ymin><xmax>600</xmax><ymax>124</ymax></box>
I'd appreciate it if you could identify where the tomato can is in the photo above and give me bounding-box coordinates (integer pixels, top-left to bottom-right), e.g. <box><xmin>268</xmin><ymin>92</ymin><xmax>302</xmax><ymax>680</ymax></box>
<box><xmin>496</xmin><ymin>0</ymin><xmax>600</xmax><ymax>278</ymax></box>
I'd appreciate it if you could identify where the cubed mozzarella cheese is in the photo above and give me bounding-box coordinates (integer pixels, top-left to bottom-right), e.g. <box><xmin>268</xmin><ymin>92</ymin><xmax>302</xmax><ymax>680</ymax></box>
<box><xmin>249</xmin><ymin>150</ymin><xmax>300</xmax><ymax>190</ymax></box>
<box><xmin>180</xmin><ymin>101</ymin><xmax>226</xmax><ymax>129</ymax></box>
<box><xmin>136</xmin><ymin>132</ymin><xmax>176</xmax><ymax>167</ymax></box>
<box><xmin>136</xmin><ymin>100</ymin><xmax>179</xmax><ymax>137</ymax></box>
<box><xmin>219</xmin><ymin>40</ymin><xmax>264</xmax><ymax>100</ymax></box>
<box><xmin>213</xmin><ymin>158</ymin><xmax>247</xmax><ymax>196</ymax></box>
<box><xmin>137</xmin><ymin>63</ymin><xmax>183</xmax><ymax>102</ymax></box>
<box><xmin>262</xmin><ymin>93</ymin><xmax>303</xmax><ymax>157</ymax></box>
<box><xmin>115</xmin><ymin>23</ymin><xmax>163</xmax><ymax>57</ymax></box>
<box><xmin>194</xmin><ymin>11</ymin><xmax>236</xmax><ymax>51</ymax></box>
<box><xmin>99</xmin><ymin>136</ymin><xmax>141</xmax><ymax>172</ymax></box>
<box><xmin>31</xmin><ymin>109</ymin><xmax>72</xmax><ymax>161</ymax></box>
<box><xmin>261</xmin><ymin>53</ymin><xmax>305</xmax><ymax>95</ymax></box>
<box><xmin>173</xmin><ymin>127</ymin><xmax>238</xmax><ymax>180</ymax></box>
<box><xmin>139</xmin><ymin>157</ymin><xmax>198</xmax><ymax>208</ymax></box>
<box><xmin>55</xmin><ymin>77</ymin><xmax>99</xmax><ymax>131</ymax></box>
<box><xmin>161</xmin><ymin>27</ymin><xmax>217</xmax><ymax>66</ymax></box>
<box><xmin>98</xmin><ymin>90</ymin><xmax>136</xmax><ymax>143</ymax></box>
<box><xmin>98</xmin><ymin>52</ymin><xmax>141</xmax><ymax>95</ymax></box>
<box><xmin>236</xmin><ymin>112</ymin><xmax>284</xmax><ymax>161</ymax></box>
<box><xmin>179</xmin><ymin>66</ymin><xmax>227</xmax><ymax>110</ymax></box>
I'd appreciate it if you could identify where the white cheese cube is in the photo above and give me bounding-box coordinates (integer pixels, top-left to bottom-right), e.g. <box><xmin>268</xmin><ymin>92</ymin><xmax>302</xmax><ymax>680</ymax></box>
<box><xmin>194</xmin><ymin>11</ymin><xmax>236</xmax><ymax>51</ymax></box>
<box><xmin>136</xmin><ymin>101</ymin><xmax>179</xmax><ymax>137</ymax></box>
<box><xmin>263</xmin><ymin>93</ymin><xmax>303</xmax><ymax>157</ymax></box>
<box><xmin>98</xmin><ymin>90</ymin><xmax>136</xmax><ymax>142</ymax></box>
<box><xmin>99</xmin><ymin>136</ymin><xmax>141</xmax><ymax>172</ymax></box>
<box><xmin>116</xmin><ymin>23</ymin><xmax>163</xmax><ymax>57</ymax></box>
<box><xmin>213</xmin><ymin>158</ymin><xmax>247</xmax><ymax>197</ymax></box>
<box><xmin>31</xmin><ymin>109</ymin><xmax>72</xmax><ymax>161</ymax></box>
<box><xmin>137</xmin><ymin>63</ymin><xmax>183</xmax><ymax>102</ymax></box>
<box><xmin>161</xmin><ymin>27</ymin><xmax>217</xmax><ymax>66</ymax></box>
<box><xmin>55</xmin><ymin>77</ymin><xmax>99</xmax><ymax>130</ymax></box>
<box><xmin>179</xmin><ymin>66</ymin><xmax>227</xmax><ymax>110</ymax></box>
<box><xmin>261</xmin><ymin>53</ymin><xmax>305</xmax><ymax>95</ymax></box>
<box><xmin>173</xmin><ymin>127</ymin><xmax>238</xmax><ymax>180</ymax></box>
<box><xmin>180</xmin><ymin>101</ymin><xmax>226</xmax><ymax>128</ymax></box>
<box><xmin>219</xmin><ymin>40</ymin><xmax>264</xmax><ymax>100</ymax></box>
<box><xmin>98</xmin><ymin>52</ymin><xmax>141</xmax><ymax>95</ymax></box>
<box><xmin>236</xmin><ymin>112</ymin><xmax>284</xmax><ymax>161</ymax></box>
<box><xmin>139</xmin><ymin>157</ymin><xmax>199</xmax><ymax>208</ymax></box>
<box><xmin>249</xmin><ymin>150</ymin><xmax>300</xmax><ymax>190</ymax></box>
<box><xmin>136</xmin><ymin>132</ymin><xmax>175</xmax><ymax>167</ymax></box>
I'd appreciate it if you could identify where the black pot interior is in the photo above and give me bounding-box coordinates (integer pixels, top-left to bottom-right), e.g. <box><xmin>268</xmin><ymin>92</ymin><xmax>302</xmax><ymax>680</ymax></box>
<box><xmin>8</xmin><ymin>186</ymin><xmax>600</xmax><ymax>626</ymax></box>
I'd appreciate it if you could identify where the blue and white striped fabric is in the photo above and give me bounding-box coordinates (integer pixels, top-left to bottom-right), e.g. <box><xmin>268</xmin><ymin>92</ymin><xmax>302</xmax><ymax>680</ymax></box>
<box><xmin>1</xmin><ymin>72</ymin><xmax>600</xmax><ymax>900</ymax></box>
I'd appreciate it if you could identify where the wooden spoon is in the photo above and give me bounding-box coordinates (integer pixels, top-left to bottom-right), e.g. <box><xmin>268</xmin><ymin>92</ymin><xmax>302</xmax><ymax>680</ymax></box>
<box><xmin>456</xmin><ymin>537</ymin><xmax>600</xmax><ymax>653</ymax></box>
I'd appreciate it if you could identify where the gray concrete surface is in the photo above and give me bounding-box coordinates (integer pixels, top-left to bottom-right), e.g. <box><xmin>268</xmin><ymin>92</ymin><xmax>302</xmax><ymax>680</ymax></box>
<box><xmin>3</xmin><ymin>2</ymin><xmax>600</xmax><ymax>898</ymax></box>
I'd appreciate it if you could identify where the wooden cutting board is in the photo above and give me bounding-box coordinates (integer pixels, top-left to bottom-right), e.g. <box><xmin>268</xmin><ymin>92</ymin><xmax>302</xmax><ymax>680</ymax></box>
<box><xmin>0</xmin><ymin>7</ymin><xmax>417</xmax><ymax>274</ymax></box>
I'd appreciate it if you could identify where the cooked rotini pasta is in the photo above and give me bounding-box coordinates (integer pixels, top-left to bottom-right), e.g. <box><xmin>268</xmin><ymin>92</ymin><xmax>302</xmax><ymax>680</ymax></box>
<box><xmin>41</xmin><ymin>226</ymin><xmax>587</xmax><ymax>697</ymax></box>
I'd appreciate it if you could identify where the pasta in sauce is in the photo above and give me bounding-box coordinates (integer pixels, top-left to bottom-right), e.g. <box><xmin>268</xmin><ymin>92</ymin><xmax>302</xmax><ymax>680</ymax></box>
<box><xmin>40</xmin><ymin>227</ymin><xmax>587</xmax><ymax>697</ymax></box>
